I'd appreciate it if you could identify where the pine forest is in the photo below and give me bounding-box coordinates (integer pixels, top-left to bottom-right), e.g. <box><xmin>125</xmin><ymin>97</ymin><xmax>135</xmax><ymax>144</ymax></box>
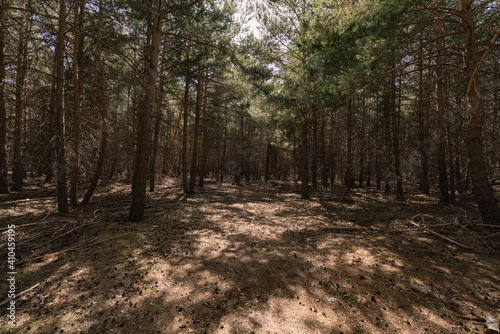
<box><xmin>1</xmin><ymin>0</ymin><xmax>499</xmax><ymax>333</ymax></box>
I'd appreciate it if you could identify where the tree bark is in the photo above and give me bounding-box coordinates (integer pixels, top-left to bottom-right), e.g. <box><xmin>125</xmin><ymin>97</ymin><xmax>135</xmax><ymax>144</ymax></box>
<box><xmin>312</xmin><ymin>107</ymin><xmax>317</xmax><ymax>188</ymax></box>
<box><xmin>69</xmin><ymin>0</ymin><xmax>85</xmax><ymax>205</ymax></box>
<box><xmin>189</xmin><ymin>65</ymin><xmax>203</xmax><ymax>194</ymax></box>
<box><xmin>346</xmin><ymin>97</ymin><xmax>353</xmax><ymax>190</ymax></box>
<box><xmin>198</xmin><ymin>74</ymin><xmax>209</xmax><ymax>187</ymax></box>
<box><xmin>458</xmin><ymin>0</ymin><xmax>500</xmax><ymax>224</ymax></box>
<box><xmin>300</xmin><ymin>112</ymin><xmax>309</xmax><ymax>199</ymax></box>
<box><xmin>436</xmin><ymin>20</ymin><xmax>449</xmax><ymax>204</ymax></box>
<box><xmin>149</xmin><ymin>63</ymin><xmax>165</xmax><ymax>192</ymax></box>
<box><xmin>129</xmin><ymin>0</ymin><xmax>163</xmax><ymax>221</ymax></box>
<box><xmin>81</xmin><ymin>0</ymin><xmax>108</xmax><ymax>206</ymax></box>
<box><xmin>0</xmin><ymin>1</ymin><xmax>8</xmax><ymax>194</ymax></box>
<box><xmin>13</xmin><ymin>2</ymin><xmax>28</xmax><ymax>191</ymax></box>
<box><xmin>359</xmin><ymin>96</ymin><xmax>366</xmax><ymax>188</ymax></box>
<box><xmin>417</xmin><ymin>53</ymin><xmax>430</xmax><ymax>194</ymax></box>
<box><xmin>55</xmin><ymin>0</ymin><xmax>69</xmax><ymax>213</ymax></box>
<box><xmin>391</xmin><ymin>71</ymin><xmax>404</xmax><ymax>200</ymax></box>
<box><xmin>182</xmin><ymin>47</ymin><xmax>191</xmax><ymax>194</ymax></box>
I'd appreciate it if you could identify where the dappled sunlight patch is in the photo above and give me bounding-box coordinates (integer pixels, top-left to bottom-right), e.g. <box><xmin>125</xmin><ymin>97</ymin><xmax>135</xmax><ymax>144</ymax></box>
<box><xmin>2</xmin><ymin>182</ymin><xmax>499</xmax><ymax>333</ymax></box>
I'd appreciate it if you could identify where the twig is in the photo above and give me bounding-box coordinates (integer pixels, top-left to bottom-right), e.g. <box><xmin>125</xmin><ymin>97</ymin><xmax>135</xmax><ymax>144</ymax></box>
<box><xmin>452</xmin><ymin>312</ymin><xmax>485</xmax><ymax>322</ymax></box>
<box><xmin>408</xmin><ymin>220</ymin><xmax>470</xmax><ymax>250</ymax></box>
<box><xmin>18</xmin><ymin>232</ymin><xmax>133</xmax><ymax>265</ymax></box>
<box><xmin>476</xmin><ymin>224</ymin><xmax>500</xmax><ymax>229</ymax></box>
<box><xmin>0</xmin><ymin>283</ymin><xmax>41</xmax><ymax>307</ymax></box>
<box><xmin>33</xmin><ymin>223</ymin><xmax>93</xmax><ymax>250</ymax></box>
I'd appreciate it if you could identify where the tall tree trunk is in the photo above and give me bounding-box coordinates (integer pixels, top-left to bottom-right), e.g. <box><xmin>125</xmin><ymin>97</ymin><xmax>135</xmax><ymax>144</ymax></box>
<box><xmin>417</xmin><ymin>54</ymin><xmax>430</xmax><ymax>194</ymax></box>
<box><xmin>129</xmin><ymin>0</ymin><xmax>163</xmax><ymax>221</ymax></box>
<box><xmin>300</xmin><ymin>112</ymin><xmax>309</xmax><ymax>199</ymax></box>
<box><xmin>459</xmin><ymin>0</ymin><xmax>500</xmax><ymax>224</ymax></box>
<box><xmin>320</xmin><ymin>109</ymin><xmax>328</xmax><ymax>186</ymax></box>
<box><xmin>436</xmin><ymin>20</ymin><xmax>450</xmax><ymax>204</ymax></box>
<box><xmin>182</xmin><ymin>47</ymin><xmax>191</xmax><ymax>194</ymax></box>
<box><xmin>55</xmin><ymin>0</ymin><xmax>69</xmax><ymax>213</ymax></box>
<box><xmin>13</xmin><ymin>2</ymin><xmax>28</xmax><ymax>191</ymax></box>
<box><xmin>330</xmin><ymin>110</ymin><xmax>337</xmax><ymax>187</ymax></box>
<box><xmin>346</xmin><ymin>97</ymin><xmax>353</xmax><ymax>190</ymax></box>
<box><xmin>312</xmin><ymin>107</ymin><xmax>317</xmax><ymax>188</ymax></box>
<box><xmin>359</xmin><ymin>96</ymin><xmax>366</xmax><ymax>188</ymax></box>
<box><xmin>0</xmin><ymin>1</ymin><xmax>8</xmax><ymax>194</ymax></box>
<box><xmin>149</xmin><ymin>63</ymin><xmax>165</xmax><ymax>192</ymax></box>
<box><xmin>391</xmin><ymin>72</ymin><xmax>404</xmax><ymax>200</ymax></box>
<box><xmin>189</xmin><ymin>65</ymin><xmax>203</xmax><ymax>194</ymax></box>
<box><xmin>198</xmin><ymin>75</ymin><xmax>209</xmax><ymax>187</ymax></box>
<box><xmin>375</xmin><ymin>94</ymin><xmax>382</xmax><ymax>190</ymax></box>
<box><xmin>220</xmin><ymin>107</ymin><xmax>227</xmax><ymax>184</ymax></box>
<box><xmin>265</xmin><ymin>142</ymin><xmax>270</xmax><ymax>182</ymax></box>
<box><xmin>81</xmin><ymin>0</ymin><xmax>108</xmax><ymax>206</ymax></box>
<box><xmin>70</xmin><ymin>0</ymin><xmax>84</xmax><ymax>205</ymax></box>
<box><xmin>447</xmin><ymin>119</ymin><xmax>456</xmax><ymax>202</ymax></box>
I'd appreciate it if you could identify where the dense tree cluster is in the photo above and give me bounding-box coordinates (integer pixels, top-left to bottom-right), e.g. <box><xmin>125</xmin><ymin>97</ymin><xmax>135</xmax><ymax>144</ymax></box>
<box><xmin>0</xmin><ymin>0</ymin><xmax>498</xmax><ymax>223</ymax></box>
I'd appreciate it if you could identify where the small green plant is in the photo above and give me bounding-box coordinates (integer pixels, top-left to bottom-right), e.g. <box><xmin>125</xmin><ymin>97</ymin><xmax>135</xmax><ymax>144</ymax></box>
<box><xmin>144</xmin><ymin>287</ymin><xmax>156</xmax><ymax>294</ymax></box>
<box><xmin>147</xmin><ymin>304</ymin><xmax>162</xmax><ymax>314</ymax></box>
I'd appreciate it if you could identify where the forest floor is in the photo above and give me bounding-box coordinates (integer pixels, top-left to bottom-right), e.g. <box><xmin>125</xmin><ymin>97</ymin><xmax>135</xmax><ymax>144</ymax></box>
<box><xmin>1</xmin><ymin>177</ymin><xmax>500</xmax><ymax>334</ymax></box>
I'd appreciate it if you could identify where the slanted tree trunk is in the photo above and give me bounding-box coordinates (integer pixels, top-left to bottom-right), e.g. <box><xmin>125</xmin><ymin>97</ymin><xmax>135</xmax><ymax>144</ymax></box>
<box><xmin>458</xmin><ymin>0</ymin><xmax>500</xmax><ymax>224</ymax></box>
<box><xmin>69</xmin><ymin>0</ymin><xmax>84</xmax><ymax>205</ymax></box>
<box><xmin>436</xmin><ymin>20</ymin><xmax>449</xmax><ymax>204</ymax></box>
<box><xmin>129</xmin><ymin>0</ymin><xmax>163</xmax><ymax>221</ymax></box>
<box><xmin>81</xmin><ymin>0</ymin><xmax>108</xmax><ymax>206</ymax></box>
<box><xmin>189</xmin><ymin>65</ymin><xmax>203</xmax><ymax>194</ymax></box>
<box><xmin>0</xmin><ymin>0</ymin><xmax>7</xmax><ymax>194</ymax></box>
<box><xmin>55</xmin><ymin>0</ymin><xmax>69</xmax><ymax>213</ymax></box>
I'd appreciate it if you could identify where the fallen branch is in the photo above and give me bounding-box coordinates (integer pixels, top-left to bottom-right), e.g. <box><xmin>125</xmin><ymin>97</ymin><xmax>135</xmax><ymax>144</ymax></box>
<box><xmin>33</xmin><ymin>223</ymin><xmax>93</xmax><ymax>250</ymax></box>
<box><xmin>17</xmin><ymin>232</ymin><xmax>133</xmax><ymax>266</ymax></box>
<box><xmin>452</xmin><ymin>312</ymin><xmax>485</xmax><ymax>322</ymax></box>
<box><xmin>0</xmin><ymin>283</ymin><xmax>40</xmax><ymax>307</ymax></box>
<box><xmin>476</xmin><ymin>224</ymin><xmax>500</xmax><ymax>229</ymax></box>
<box><xmin>407</xmin><ymin>220</ymin><xmax>470</xmax><ymax>250</ymax></box>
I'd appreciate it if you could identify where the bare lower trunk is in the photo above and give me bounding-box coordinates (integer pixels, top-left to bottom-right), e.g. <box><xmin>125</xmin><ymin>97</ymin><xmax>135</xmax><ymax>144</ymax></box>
<box><xmin>436</xmin><ymin>20</ymin><xmax>449</xmax><ymax>204</ymax></box>
<box><xmin>198</xmin><ymin>76</ymin><xmax>209</xmax><ymax>187</ymax></box>
<box><xmin>55</xmin><ymin>0</ymin><xmax>69</xmax><ymax>213</ymax></box>
<box><xmin>189</xmin><ymin>66</ymin><xmax>203</xmax><ymax>194</ymax></box>
<box><xmin>346</xmin><ymin>97</ymin><xmax>353</xmax><ymax>190</ymax></box>
<box><xmin>149</xmin><ymin>65</ymin><xmax>164</xmax><ymax>192</ymax></box>
<box><xmin>459</xmin><ymin>0</ymin><xmax>500</xmax><ymax>224</ymax></box>
<box><xmin>70</xmin><ymin>0</ymin><xmax>84</xmax><ymax>205</ymax></box>
<box><xmin>182</xmin><ymin>50</ymin><xmax>191</xmax><ymax>194</ymax></box>
<box><xmin>129</xmin><ymin>0</ymin><xmax>163</xmax><ymax>221</ymax></box>
<box><xmin>13</xmin><ymin>3</ymin><xmax>28</xmax><ymax>191</ymax></box>
<box><xmin>0</xmin><ymin>0</ymin><xmax>7</xmax><ymax>193</ymax></box>
<box><xmin>391</xmin><ymin>72</ymin><xmax>404</xmax><ymax>200</ymax></box>
<box><xmin>300</xmin><ymin>113</ymin><xmax>309</xmax><ymax>199</ymax></box>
